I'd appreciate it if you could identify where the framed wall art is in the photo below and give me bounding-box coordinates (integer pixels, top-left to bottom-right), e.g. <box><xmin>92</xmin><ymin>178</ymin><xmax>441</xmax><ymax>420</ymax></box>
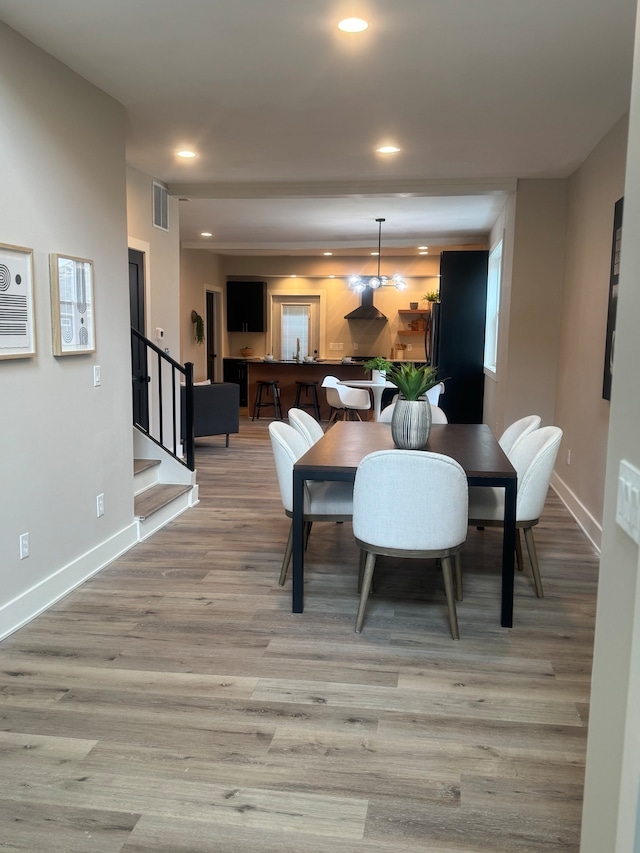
<box><xmin>603</xmin><ymin>197</ymin><xmax>623</xmax><ymax>400</ymax></box>
<box><xmin>50</xmin><ymin>254</ymin><xmax>95</xmax><ymax>355</ymax></box>
<box><xmin>0</xmin><ymin>242</ymin><xmax>36</xmax><ymax>360</ymax></box>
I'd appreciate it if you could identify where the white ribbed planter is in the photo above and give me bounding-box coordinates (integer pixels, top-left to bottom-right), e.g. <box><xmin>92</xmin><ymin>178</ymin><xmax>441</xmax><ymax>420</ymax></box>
<box><xmin>390</xmin><ymin>398</ymin><xmax>432</xmax><ymax>449</ymax></box>
<box><xmin>371</xmin><ymin>369</ymin><xmax>387</xmax><ymax>384</ymax></box>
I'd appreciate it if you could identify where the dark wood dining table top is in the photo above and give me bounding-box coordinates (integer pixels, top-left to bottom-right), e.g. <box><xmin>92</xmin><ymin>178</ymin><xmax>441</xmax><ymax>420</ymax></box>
<box><xmin>295</xmin><ymin>421</ymin><xmax>516</xmax><ymax>483</ymax></box>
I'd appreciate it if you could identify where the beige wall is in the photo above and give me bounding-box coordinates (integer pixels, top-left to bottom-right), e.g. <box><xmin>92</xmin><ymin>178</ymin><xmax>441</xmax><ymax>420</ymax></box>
<box><xmin>127</xmin><ymin>167</ymin><xmax>181</xmax><ymax>360</ymax></box>
<box><xmin>553</xmin><ymin>117</ymin><xmax>628</xmax><ymax>544</ymax></box>
<box><xmin>502</xmin><ymin>180</ymin><xmax>567</xmax><ymax>430</ymax></box>
<box><xmin>0</xmin><ymin>23</ymin><xmax>135</xmax><ymax>636</ymax></box>
<box><xmin>180</xmin><ymin>249</ymin><xmax>224</xmax><ymax>380</ymax></box>
<box><xmin>581</xmin><ymin>10</ymin><xmax>640</xmax><ymax>848</ymax></box>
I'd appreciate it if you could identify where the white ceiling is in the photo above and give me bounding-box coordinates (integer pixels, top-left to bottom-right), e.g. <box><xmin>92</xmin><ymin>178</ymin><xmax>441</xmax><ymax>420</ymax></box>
<box><xmin>0</xmin><ymin>0</ymin><xmax>636</xmax><ymax>255</ymax></box>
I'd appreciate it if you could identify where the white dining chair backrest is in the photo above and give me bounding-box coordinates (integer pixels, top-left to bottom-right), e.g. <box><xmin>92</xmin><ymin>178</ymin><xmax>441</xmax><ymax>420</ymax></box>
<box><xmin>430</xmin><ymin>404</ymin><xmax>448</xmax><ymax>424</ymax></box>
<box><xmin>379</xmin><ymin>402</ymin><xmax>394</xmax><ymax>422</ymax></box>
<box><xmin>353</xmin><ymin>450</ymin><xmax>468</xmax><ymax>551</ymax></box>
<box><xmin>288</xmin><ymin>408</ymin><xmax>324</xmax><ymax>446</ymax></box>
<box><xmin>322</xmin><ymin>375</ymin><xmax>370</xmax><ymax>412</ymax></box>
<box><xmin>509</xmin><ymin>426</ymin><xmax>562</xmax><ymax>521</ymax></box>
<box><xmin>425</xmin><ymin>382</ymin><xmax>445</xmax><ymax>406</ymax></box>
<box><xmin>498</xmin><ymin>415</ymin><xmax>541</xmax><ymax>456</ymax></box>
<box><xmin>268</xmin><ymin>421</ymin><xmax>309</xmax><ymax>513</ymax></box>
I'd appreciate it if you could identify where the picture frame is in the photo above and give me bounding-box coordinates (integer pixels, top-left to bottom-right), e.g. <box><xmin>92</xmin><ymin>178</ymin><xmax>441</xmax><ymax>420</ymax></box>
<box><xmin>50</xmin><ymin>254</ymin><xmax>95</xmax><ymax>356</ymax></box>
<box><xmin>0</xmin><ymin>242</ymin><xmax>36</xmax><ymax>360</ymax></box>
<box><xmin>603</xmin><ymin>197</ymin><xmax>623</xmax><ymax>400</ymax></box>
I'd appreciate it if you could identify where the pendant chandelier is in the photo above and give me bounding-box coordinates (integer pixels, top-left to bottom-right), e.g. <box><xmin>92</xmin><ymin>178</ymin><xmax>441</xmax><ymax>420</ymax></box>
<box><xmin>348</xmin><ymin>218</ymin><xmax>407</xmax><ymax>293</ymax></box>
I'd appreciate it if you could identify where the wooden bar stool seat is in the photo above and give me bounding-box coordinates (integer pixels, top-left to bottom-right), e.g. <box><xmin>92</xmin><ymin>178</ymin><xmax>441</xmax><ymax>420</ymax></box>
<box><xmin>252</xmin><ymin>380</ymin><xmax>283</xmax><ymax>420</ymax></box>
<box><xmin>293</xmin><ymin>380</ymin><xmax>321</xmax><ymax>420</ymax></box>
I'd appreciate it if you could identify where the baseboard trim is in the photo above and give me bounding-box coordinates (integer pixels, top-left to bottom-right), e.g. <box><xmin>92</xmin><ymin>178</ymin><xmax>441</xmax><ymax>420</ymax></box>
<box><xmin>551</xmin><ymin>471</ymin><xmax>602</xmax><ymax>554</ymax></box>
<box><xmin>0</xmin><ymin>522</ymin><xmax>138</xmax><ymax>641</ymax></box>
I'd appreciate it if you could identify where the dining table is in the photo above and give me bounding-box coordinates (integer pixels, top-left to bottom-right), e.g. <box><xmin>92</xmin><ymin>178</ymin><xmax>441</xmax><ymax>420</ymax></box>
<box><xmin>292</xmin><ymin>420</ymin><xmax>518</xmax><ymax>627</ymax></box>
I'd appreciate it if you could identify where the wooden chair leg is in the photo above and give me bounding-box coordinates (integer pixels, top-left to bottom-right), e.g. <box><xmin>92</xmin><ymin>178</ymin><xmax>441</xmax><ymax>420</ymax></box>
<box><xmin>453</xmin><ymin>551</ymin><xmax>463</xmax><ymax>601</ymax></box>
<box><xmin>440</xmin><ymin>556</ymin><xmax>460</xmax><ymax>640</ymax></box>
<box><xmin>515</xmin><ymin>528</ymin><xmax>524</xmax><ymax>571</ymax></box>
<box><xmin>523</xmin><ymin>526</ymin><xmax>544</xmax><ymax>598</ymax></box>
<box><xmin>327</xmin><ymin>409</ymin><xmax>339</xmax><ymax>428</ymax></box>
<box><xmin>278</xmin><ymin>522</ymin><xmax>293</xmax><ymax>586</ymax></box>
<box><xmin>355</xmin><ymin>551</ymin><xmax>376</xmax><ymax>633</ymax></box>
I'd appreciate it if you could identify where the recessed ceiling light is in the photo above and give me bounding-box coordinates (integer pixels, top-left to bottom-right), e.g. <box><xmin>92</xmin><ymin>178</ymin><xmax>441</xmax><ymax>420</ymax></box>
<box><xmin>419</xmin><ymin>251</ymin><xmax>429</xmax><ymax>255</ymax></box>
<box><xmin>338</xmin><ymin>17</ymin><xmax>368</xmax><ymax>32</ymax></box>
<box><xmin>323</xmin><ymin>252</ymin><xmax>333</xmax><ymax>256</ymax></box>
<box><xmin>291</xmin><ymin>274</ymin><xmax>297</xmax><ymax>278</ymax></box>
<box><xmin>177</xmin><ymin>150</ymin><xmax>196</xmax><ymax>158</ymax></box>
<box><xmin>370</xmin><ymin>251</ymin><xmax>379</xmax><ymax>256</ymax></box>
<box><xmin>329</xmin><ymin>275</ymin><xmax>335</xmax><ymax>278</ymax></box>
<box><xmin>376</xmin><ymin>145</ymin><xmax>400</xmax><ymax>154</ymax></box>
<box><xmin>201</xmin><ymin>232</ymin><xmax>213</xmax><ymax>237</ymax></box>
<box><xmin>418</xmin><ymin>245</ymin><xmax>429</xmax><ymax>250</ymax></box>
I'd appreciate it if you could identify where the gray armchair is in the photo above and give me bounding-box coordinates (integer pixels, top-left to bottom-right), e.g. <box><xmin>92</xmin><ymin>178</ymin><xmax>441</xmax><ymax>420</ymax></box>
<box><xmin>181</xmin><ymin>382</ymin><xmax>240</xmax><ymax>447</ymax></box>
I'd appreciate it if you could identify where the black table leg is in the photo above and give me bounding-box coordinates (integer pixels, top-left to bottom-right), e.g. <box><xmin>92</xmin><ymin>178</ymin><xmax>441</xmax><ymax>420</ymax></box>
<box><xmin>292</xmin><ymin>469</ymin><xmax>305</xmax><ymax>612</ymax></box>
<box><xmin>501</xmin><ymin>477</ymin><xmax>517</xmax><ymax>627</ymax></box>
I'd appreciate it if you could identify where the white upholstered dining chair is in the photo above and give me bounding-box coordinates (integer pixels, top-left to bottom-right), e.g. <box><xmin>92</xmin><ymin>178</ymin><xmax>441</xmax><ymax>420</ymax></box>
<box><xmin>288</xmin><ymin>407</ymin><xmax>324</xmax><ymax>446</ymax></box>
<box><xmin>468</xmin><ymin>425</ymin><xmax>562</xmax><ymax>597</ymax></box>
<box><xmin>352</xmin><ymin>449</ymin><xmax>468</xmax><ymax>639</ymax></box>
<box><xmin>268</xmin><ymin>421</ymin><xmax>353</xmax><ymax>586</ymax></box>
<box><xmin>322</xmin><ymin>375</ymin><xmax>371</xmax><ymax>426</ymax></box>
<box><xmin>498</xmin><ymin>414</ymin><xmax>541</xmax><ymax>456</ymax></box>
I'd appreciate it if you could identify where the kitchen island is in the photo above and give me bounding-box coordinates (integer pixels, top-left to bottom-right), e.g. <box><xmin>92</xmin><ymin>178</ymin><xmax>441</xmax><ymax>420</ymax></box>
<box><xmin>247</xmin><ymin>360</ymin><xmax>374</xmax><ymax>420</ymax></box>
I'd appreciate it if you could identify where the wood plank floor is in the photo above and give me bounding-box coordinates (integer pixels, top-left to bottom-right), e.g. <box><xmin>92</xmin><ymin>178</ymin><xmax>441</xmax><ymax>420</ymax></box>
<box><xmin>0</xmin><ymin>416</ymin><xmax>599</xmax><ymax>852</ymax></box>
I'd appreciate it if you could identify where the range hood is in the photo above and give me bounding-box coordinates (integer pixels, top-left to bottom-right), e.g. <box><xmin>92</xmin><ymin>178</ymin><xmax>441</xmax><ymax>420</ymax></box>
<box><xmin>344</xmin><ymin>287</ymin><xmax>387</xmax><ymax>321</ymax></box>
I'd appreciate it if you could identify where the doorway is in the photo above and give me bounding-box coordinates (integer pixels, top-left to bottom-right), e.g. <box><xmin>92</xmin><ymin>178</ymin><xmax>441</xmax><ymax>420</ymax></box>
<box><xmin>129</xmin><ymin>248</ymin><xmax>149</xmax><ymax>430</ymax></box>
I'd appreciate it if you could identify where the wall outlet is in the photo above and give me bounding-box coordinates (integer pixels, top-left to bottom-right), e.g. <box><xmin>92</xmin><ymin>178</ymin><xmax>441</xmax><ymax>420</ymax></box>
<box><xmin>406</xmin><ymin>344</ymin><xmax>413</xmax><ymax>352</ymax></box>
<box><xmin>329</xmin><ymin>342</ymin><xmax>344</xmax><ymax>351</ymax></box>
<box><xmin>93</xmin><ymin>365</ymin><xmax>101</xmax><ymax>387</ymax></box>
<box><xmin>19</xmin><ymin>532</ymin><xmax>29</xmax><ymax>559</ymax></box>
<box><xmin>96</xmin><ymin>493</ymin><xmax>105</xmax><ymax>517</ymax></box>
<box><xmin>353</xmin><ymin>342</ymin><xmax>358</xmax><ymax>351</ymax></box>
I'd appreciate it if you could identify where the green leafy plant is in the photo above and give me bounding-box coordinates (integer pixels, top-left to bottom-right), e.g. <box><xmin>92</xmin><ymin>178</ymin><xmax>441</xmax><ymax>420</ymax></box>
<box><xmin>363</xmin><ymin>356</ymin><xmax>393</xmax><ymax>373</ymax></box>
<box><xmin>422</xmin><ymin>290</ymin><xmax>440</xmax><ymax>303</ymax></box>
<box><xmin>191</xmin><ymin>310</ymin><xmax>205</xmax><ymax>345</ymax></box>
<box><xmin>388</xmin><ymin>362</ymin><xmax>439</xmax><ymax>401</ymax></box>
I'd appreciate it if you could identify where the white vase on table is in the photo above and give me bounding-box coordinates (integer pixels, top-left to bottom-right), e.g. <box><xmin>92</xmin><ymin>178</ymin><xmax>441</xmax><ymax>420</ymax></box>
<box><xmin>371</xmin><ymin>369</ymin><xmax>386</xmax><ymax>384</ymax></box>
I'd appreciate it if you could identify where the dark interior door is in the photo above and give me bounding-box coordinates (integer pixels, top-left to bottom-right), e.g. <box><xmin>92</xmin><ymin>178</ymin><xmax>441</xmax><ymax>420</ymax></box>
<box><xmin>129</xmin><ymin>248</ymin><xmax>149</xmax><ymax>430</ymax></box>
<box><xmin>206</xmin><ymin>291</ymin><xmax>217</xmax><ymax>381</ymax></box>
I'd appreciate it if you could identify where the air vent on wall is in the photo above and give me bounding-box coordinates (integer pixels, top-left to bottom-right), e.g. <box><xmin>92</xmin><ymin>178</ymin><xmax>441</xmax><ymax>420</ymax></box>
<box><xmin>152</xmin><ymin>181</ymin><xmax>169</xmax><ymax>231</ymax></box>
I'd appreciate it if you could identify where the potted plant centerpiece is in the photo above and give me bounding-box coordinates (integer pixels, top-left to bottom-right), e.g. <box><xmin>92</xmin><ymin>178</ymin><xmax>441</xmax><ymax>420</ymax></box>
<box><xmin>363</xmin><ymin>355</ymin><xmax>393</xmax><ymax>384</ymax></box>
<box><xmin>421</xmin><ymin>290</ymin><xmax>440</xmax><ymax>311</ymax></box>
<box><xmin>387</xmin><ymin>361</ymin><xmax>440</xmax><ymax>449</ymax></box>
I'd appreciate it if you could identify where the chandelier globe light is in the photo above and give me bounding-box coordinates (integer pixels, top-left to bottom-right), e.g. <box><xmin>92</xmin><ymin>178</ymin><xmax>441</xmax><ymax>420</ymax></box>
<box><xmin>348</xmin><ymin>219</ymin><xmax>407</xmax><ymax>292</ymax></box>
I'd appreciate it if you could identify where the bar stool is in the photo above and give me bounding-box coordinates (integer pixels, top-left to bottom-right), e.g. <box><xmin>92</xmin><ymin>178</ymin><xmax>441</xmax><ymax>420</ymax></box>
<box><xmin>293</xmin><ymin>380</ymin><xmax>321</xmax><ymax>420</ymax></box>
<box><xmin>252</xmin><ymin>380</ymin><xmax>283</xmax><ymax>420</ymax></box>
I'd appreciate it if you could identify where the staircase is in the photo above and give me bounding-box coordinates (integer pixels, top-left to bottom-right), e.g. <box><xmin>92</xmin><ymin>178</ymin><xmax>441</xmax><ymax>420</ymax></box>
<box><xmin>133</xmin><ymin>431</ymin><xmax>198</xmax><ymax>541</ymax></box>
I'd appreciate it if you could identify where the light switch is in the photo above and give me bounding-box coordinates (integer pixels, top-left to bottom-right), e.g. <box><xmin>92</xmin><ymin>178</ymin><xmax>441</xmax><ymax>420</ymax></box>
<box><xmin>616</xmin><ymin>459</ymin><xmax>640</xmax><ymax>545</ymax></box>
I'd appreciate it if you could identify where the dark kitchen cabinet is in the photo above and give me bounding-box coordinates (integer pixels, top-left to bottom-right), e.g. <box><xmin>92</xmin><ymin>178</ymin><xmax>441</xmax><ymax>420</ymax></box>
<box><xmin>226</xmin><ymin>281</ymin><xmax>266</xmax><ymax>332</ymax></box>
<box><xmin>223</xmin><ymin>358</ymin><xmax>248</xmax><ymax>407</ymax></box>
<box><xmin>432</xmin><ymin>250</ymin><xmax>488</xmax><ymax>424</ymax></box>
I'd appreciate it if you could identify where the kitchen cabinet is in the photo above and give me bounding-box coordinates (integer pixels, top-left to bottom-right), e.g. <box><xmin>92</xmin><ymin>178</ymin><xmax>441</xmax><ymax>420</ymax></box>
<box><xmin>223</xmin><ymin>358</ymin><xmax>249</xmax><ymax>407</ymax></box>
<box><xmin>226</xmin><ymin>281</ymin><xmax>266</xmax><ymax>332</ymax></box>
<box><xmin>397</xmin><ymin>309</ymin><xmax>429</xmax><ymax>336</ymax></box>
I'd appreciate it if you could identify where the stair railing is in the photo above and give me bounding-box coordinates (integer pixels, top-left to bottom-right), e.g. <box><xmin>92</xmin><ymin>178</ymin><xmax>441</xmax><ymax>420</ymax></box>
<box><xmin>131</xmin><ymin>328</ymin><xmax>195</xmax><ymax>470</ymax></box>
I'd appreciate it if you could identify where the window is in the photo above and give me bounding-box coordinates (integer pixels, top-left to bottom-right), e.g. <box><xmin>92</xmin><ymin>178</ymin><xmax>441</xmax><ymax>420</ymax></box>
<box><xmin>272</xmin><ymin>295</ymin><xmax>320</xmax><ymax>360</ymax></box>
<box><xmin>484</xmin><ymin>240</ymin><xmax>502</xmax><ymax>373</ymax></box>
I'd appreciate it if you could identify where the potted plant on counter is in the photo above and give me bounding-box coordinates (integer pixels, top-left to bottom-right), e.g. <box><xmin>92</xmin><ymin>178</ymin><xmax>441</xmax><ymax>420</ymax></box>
<box><xmin>387</xmin><ymin>362</ymin><xmax>440</xmax><ymax>449</ymax></box>
<box><xmin>363</xmin><ymin>355</ymin><xmax>393</xmax><ymax>384</ymax></box>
